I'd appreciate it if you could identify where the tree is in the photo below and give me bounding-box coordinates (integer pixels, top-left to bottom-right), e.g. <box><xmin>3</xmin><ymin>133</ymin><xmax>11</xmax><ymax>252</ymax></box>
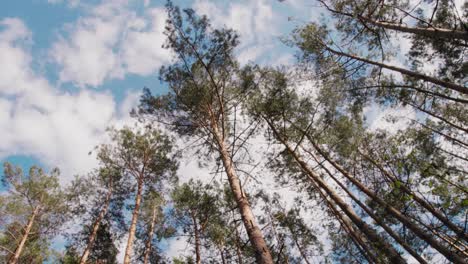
<box><xmin>133</xmin><ymin>189</ymin><xmax>174</xmax><ymax>264</ymax></box>
<box><xmin>137</xmin><ymin>3</ymin><xmax>273</xmax><ymax>262</ymax></box>
<box><xmin>171</xmin><ymin>180</ymin><xmax>220</xmax><ymax>264</ymax></box>
<box><xmin>0</xmin><ymin>163</ymin><xmax>67</xmax><ymax>264</ymax></box>
<box><xmin>97</xmin><ymin>126</ymin><xmax>177</xmax><ymax>264</ymax></box>
<box><xmin>68</xmin><ymin>166</ymin><xmax>126</xmax><ymax>264</ymax></box>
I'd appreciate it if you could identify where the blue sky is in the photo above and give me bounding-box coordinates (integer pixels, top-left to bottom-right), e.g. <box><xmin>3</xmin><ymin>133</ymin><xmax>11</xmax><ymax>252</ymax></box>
<box><xmin>0</xmin><ymin>0</ymin><xmax>320</xmax><ymax>182</ymax></box>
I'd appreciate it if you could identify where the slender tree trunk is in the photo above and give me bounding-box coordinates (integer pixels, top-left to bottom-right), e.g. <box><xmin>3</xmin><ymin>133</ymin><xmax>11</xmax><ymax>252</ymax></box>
<box><xmin>234</xmin><ymin>223</ymin><xmax>244</xmax><ymax>264</ymax></box>
<box><xmin>318</xmin><ymin>0</ymin><xmax>468</xmax><ymax>41</ymax></box>
<box><xmin>219</xmin><ymin>244</ymin><xmax>226</xmax><ymax>264</ymax></box>
<box><xmin>212</xmin><ymin>124</ymin><xmax>274</xmax><ymax>264</ymax></box>
<box><xmin>360</xmin><ymin>151</ymin><xmax>468</xmax><ymax>242</ymax></box>
<box><xmin>290</xmin><ymin>232</ymin><xmax>312</xmax><ymax>264</ymax></box>
<box><xmin>305</xmin><ymin>136</ymin><xmax>466</xmax><ymax>263</ymax></box>
<box><xmin>265</xmin><ymin>119</ymin><xmax>406</xmax><ymax>263</ymax></box>
<box><xmin>9</xmin><ymin>205</ymin><xmax>41</xmax><ymax>264</ymax></box>
<box><xmin>143</xmin><ymin>205</ymin><xmax>158</xmax><ymax>264</ymax></box>
<box><xmin>405</xmin><ymin>101</ymin><xmax>468</xmax><ymax>134</ymax></box>
<box><xmin>323</xmin><ymin>46</ymin><xmax>468</xmax><ymax>95</ymax></box>
<box><xmin>192</xmin><ymin>212</ymin><xmax>202</xmax><ymax>264</ymax></box>
<box><xmin>124</xmin><ymin>179</ymin><xmax>144</xmax><ymax>264</ymax></box>
<box><xmin>79</xmin><ymin>189</ymin><xmax>112</xmax><ymax>264</ymax></box>
<box><xmin>358</xmin><ymin>16</ymin><xmax>468</xmax><ymax>41</ymax></box>
<box><xmin>312</xmin><ymin>179</ymin><xmax>379</xmax><ymax>264</ymax></box>
<box><xmin>306</xmin><ymin>146</ymin><xmax>427</xmax><ymax>264</ymax></box>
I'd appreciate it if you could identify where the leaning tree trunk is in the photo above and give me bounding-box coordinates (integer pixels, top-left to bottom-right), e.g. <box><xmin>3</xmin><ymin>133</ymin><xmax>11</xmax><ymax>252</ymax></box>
<box><xmin>79</xmin><ymin>188</ymin><xmax>112</xmax><ymax>264</ymax></box>
<box><xmin>123</xmin><ymin>179</ymin><xmax>144</xmax><ymax>264</ymax></box>
<box><xmin>266</xmin><ymin>119</ymin><xmax>405</xmax><ymax>263</ymax></box>
<box><xmin>9</xmin><ymin>205</ymin><xmax>41</xmax><ymax>264</ymax></box>
<box><xmin>305</xmin><ymin>136</ymin><xmax>467</xmax><ymax>264</ymax></box>
<box><xmin>307</xmin><ymin>146</ymin><xmax>428</xmax><ymax>264</ymax></box>
<box><xmin>143</xmin><ymin>205</ymin><xmax>158</xmax><ymax>264</ymax></box>
<box><xmin>360</xmin><ymin>151</ymin><xmax>468</xmax><ymax>242</ymax></box>
<box><xmin>8</xmin><ymin>205</ymin><xmax>41</xmax><ymax>264</ymax></box>
<box><xmin>358</xmin><ymin>16</ymin><xmax>468</xmax><ymax>41</ymax></box>
<box><xmin>212</xmin><ymin>124</ymin><xmax>274</xmax><ymax>264</ymax></box>
<box><xmin>234</xmin><ymin>223</ymin><xmax>244</xmax><ymax>264</ymax></box>
<box><xmin>323</xmin><ymin>45</ymin><xmax>468</xmax><ymax>95</ymax></box>
<box><xmin>191</xmin><ymin>211</ymin><xmax>202</xmax><ymax>264</ymax></box>
<box><xmin>317</xmin><ymin>0</ymin><xmax>468</xmax><ymax>41</ymax></box>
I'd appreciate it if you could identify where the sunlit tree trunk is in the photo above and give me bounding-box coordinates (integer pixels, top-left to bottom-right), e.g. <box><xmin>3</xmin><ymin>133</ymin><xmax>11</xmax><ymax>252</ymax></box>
<box><xmin>191</xmin><ymin>211</ymin><xmax>202</xmax><ymax>264</ymax></box>
<box><xmin>143</xmin><ymin>205</ymin><xmax>158</xmax><ymax>264</ymax></box>
<box><xmin>305</xmin><ymin>135</ymin><xmax>466</xmax><ymax>263</ymax></box>
<box><xmin>266</xmin><ymin>119</ymin><xmax>405</xmax><ymax>263</ymax></box>
<box><xmin>79</xmin><ymin>188</ymin><xmax>112</xmax><ymax>264</ymax></box>
<box><xmin>9</xmin><ymin>205</ymin><xmax>41</xmax><ymax>264</ymax></box>
<box><xmin>124</xmin><ymin>179</ymin><xmax>143</xmax><ymax>264</ymax></box>
<box><xmin>360</xmin><ymin>151</ymin><xmax>468</xmax><ymax>242</ymax></box>
<box><xmin>212</xmin><ymin>123</ymin><xmax>274</xmax><ymax>264</ymax></box>
<box><xmin>322</xmin><ymin>45</ymin><xmax>468</xmax><ymax>95</ymax></box>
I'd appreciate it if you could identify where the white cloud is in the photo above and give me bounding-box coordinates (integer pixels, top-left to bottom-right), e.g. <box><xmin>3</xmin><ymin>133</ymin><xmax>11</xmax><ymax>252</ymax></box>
<box><xmin>50</xmin><ymin>2</ymin><xmax>170</xmax><ymax>87</ymax></box>
<box><xmin>0</xmin><ymin>17</ymin><xmax>136</xmax><ymax>181</ymax></box>
<box><xmin>364</xmin><ymin>102</ymin><xmax>416</xmax><ymax>133</ymax></box>
<box><xmin>121</xmin><ymin>8</ymin><xmax>171</xmax><ymax>75</ymax></box>
<box><xmin>193</xmin><ymin>0</ymin><xmax>281</xmax><ymax>64</ymax></box>
<box><xmin>51</xmin><ymin>2</ymin><xmax>129</xmax><ymax>87</ymax></box>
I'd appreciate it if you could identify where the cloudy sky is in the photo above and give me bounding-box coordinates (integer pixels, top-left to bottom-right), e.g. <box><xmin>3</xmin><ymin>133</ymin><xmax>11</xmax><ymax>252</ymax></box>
<box><xmin>0</xmin><ymin>0</ymin><xmax>326</xmax><ymax>181</ymax></box>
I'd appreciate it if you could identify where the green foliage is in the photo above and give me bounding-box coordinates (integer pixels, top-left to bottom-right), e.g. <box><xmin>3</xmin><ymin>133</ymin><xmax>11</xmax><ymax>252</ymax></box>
<box><xmin>0</xmin><ymin>163</ymin><xmax>68</xmax><ymax>263</ymax></box>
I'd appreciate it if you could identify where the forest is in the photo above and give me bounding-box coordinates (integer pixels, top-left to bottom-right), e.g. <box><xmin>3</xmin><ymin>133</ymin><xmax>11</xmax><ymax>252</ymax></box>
<box><xmin>0</xmin><ymin>0</ymin><xmax>467</xmax><ymax>263</ymax></box>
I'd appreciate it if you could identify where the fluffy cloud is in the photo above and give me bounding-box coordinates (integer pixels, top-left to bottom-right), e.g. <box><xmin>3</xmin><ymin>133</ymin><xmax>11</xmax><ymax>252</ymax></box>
<box><xmin>50</xmin><ymin>2</ymin><xmax>170</xmax><ymax>87</ymax></box>
<box><xmin>193</xmin><ymin>0</ymin><xmax>281</xmax><ymax>65</ymax></box>
<box><xmin>0</xmin><ymin>17</ymin><xmax>136</xmax><ymax>180</ymax></box>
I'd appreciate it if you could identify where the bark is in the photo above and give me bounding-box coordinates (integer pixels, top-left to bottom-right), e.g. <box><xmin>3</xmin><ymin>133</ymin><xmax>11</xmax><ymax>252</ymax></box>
<box><xmin>405</xmin><ymin>101</ymin><xmax>468</xmax><ymax>134</ymax></box>
<box><xmin>322</xmin><ymin>46</ymin><xmax>468</xmax><ymax>95</ymax></box>
<box><xmin>143</xmin><ymin>206</ymin><xmax>158</xmax><ymax>264</ymax></box>
<box><xmin>290</xmin><ymin>232</ymin><xmax>312</xmax><ymax>264</ymax></box>
<box><xmin>265</xmin><ymin>119</ymin><xmax>406</xmax><ymax>263</ymax></box>
<box><xmin>361</xmin><ymin>151</ymin><xmax>468</xmax><ymax>242</ymax></box>
<box><xmin>306</xmin><ymin>146</ymin><xmax>427</xmax><ymax>264</ymax></box>
<box><xmin>8</xmin><ymin>205</ymin><xmax>41</xmax><ymax>264</ymax></box>
<box><xmin>79</xmin><ymin>189</ymin><xmax>112</xmax><ymax>264</ymax></box>
<box><xmin>312</xmin><ymin>177</ymin><xmax>379</xmax><ymax>263</ymax></box>
<box><xmin>358</xmin><ymin>16</ymin><xmax>468</xmax><ymax>41</ymax></box>
<box><xmin>219</xmin><ymin>244</ymin><xmax>226</xmax><ymax>264</ymax></box>
<box><xmin>211</xmin><ymin>124</ymin><xmax>274</xmax><ymax>264</ymax></box>
<box><xmin>123</xmin><ymin>179</ymin><xmax>144</xmax><ymax>264</ymax></box>
<box><xmin>318</xmin><ymin>0</ymin><xmax>468</xmax><ymax>41</ymax></box>
<box><xmin>234</xmin><ymin>224</ymin><xmax>244</xmax><ymax>264</ymax></box>
<box><xmin>192</xmin><ymin>212</ymin><xmax>202</xmax><ymax>264</ymax></box>
<box><xmin>305</xmin><ymin>136</ymin><xmax>466</xmax><ymax>263</ymax></box>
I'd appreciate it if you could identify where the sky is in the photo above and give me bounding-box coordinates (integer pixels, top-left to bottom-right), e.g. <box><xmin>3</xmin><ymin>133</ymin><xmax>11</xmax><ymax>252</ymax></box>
<box><xmin>1</xmin><ymin>0</ymin><xmax>463</xmax><ymax>261</ymax></box>
<box><xmin>0</xmin><ymin>0</ymin><xmax>323</xmax><ymax>181</ymax></box>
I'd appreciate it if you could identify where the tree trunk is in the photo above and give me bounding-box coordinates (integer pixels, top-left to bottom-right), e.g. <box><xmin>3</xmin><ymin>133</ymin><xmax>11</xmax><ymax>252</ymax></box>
<box><xmin>79</xmin><ymin>189</ymin><xmax>112</xmax><ymax>264</ymax></box>
<box><xmin>323</xmin><ymin>46</ymin><xmax>468</xmax><ymax>95</ymax></box>
<box><xmin>9</xmin><ymin>205</ymin><xmax>41</xmax><ymax>264</ymax></box>
<box><xmin>307</xmin><ymin>146</ymin><xmax>427</xmax><ymax>264</ymax></box>
<box><xmin>123</xmin><ymin>179</ymin><xmax>143</xmax><ymax>264</ymax></box>
<box><xmin>192</xmin><ymin>212</ymin><xmax>202</xmax><ymax>264</ymax></box>
<box><xmin>312</xmin><ymin>179</ymin><xmax>379</xmax><ymax>263</ymax></box>
<box><xmin>361</xmin><ymin>151</ymin><xmax>468</xmax><ymax>242</ymax></box>
<box><xmin>318</xmin><ymin>0</ymin><xmax>468</xmax><ymax>41</ymax></box>
<box><xmin>212</xmin><ymin>125</ymin><xmax>274</xmax><ymax>264</ymax></box>
<box><xmin>266</xmin><ymin>119</ymin><xmax>406</xmax><ymax>263</ymax></box>
<box><xmin>143</xmin><ymin>205</ymin><xmax>158</xmax><ymax>264</ymax></box>
<box><xmin>305</xmin><ymin>136</ymin><xmax>466</xmax><ymax>263</ymax></box>
<box><xmin>358</xmin><ymin>16</ymin><xmax>468</xmax><ymax>41</ymax></box>
<box><xmin>234</xmin><ymin>224</ymin><xmax>244</xmax><ymax>264</ymax></box>
<box><xmin>219</xmin><ymin>244</ymin><xmax>226</xmax><ymax>264</ymax></box>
